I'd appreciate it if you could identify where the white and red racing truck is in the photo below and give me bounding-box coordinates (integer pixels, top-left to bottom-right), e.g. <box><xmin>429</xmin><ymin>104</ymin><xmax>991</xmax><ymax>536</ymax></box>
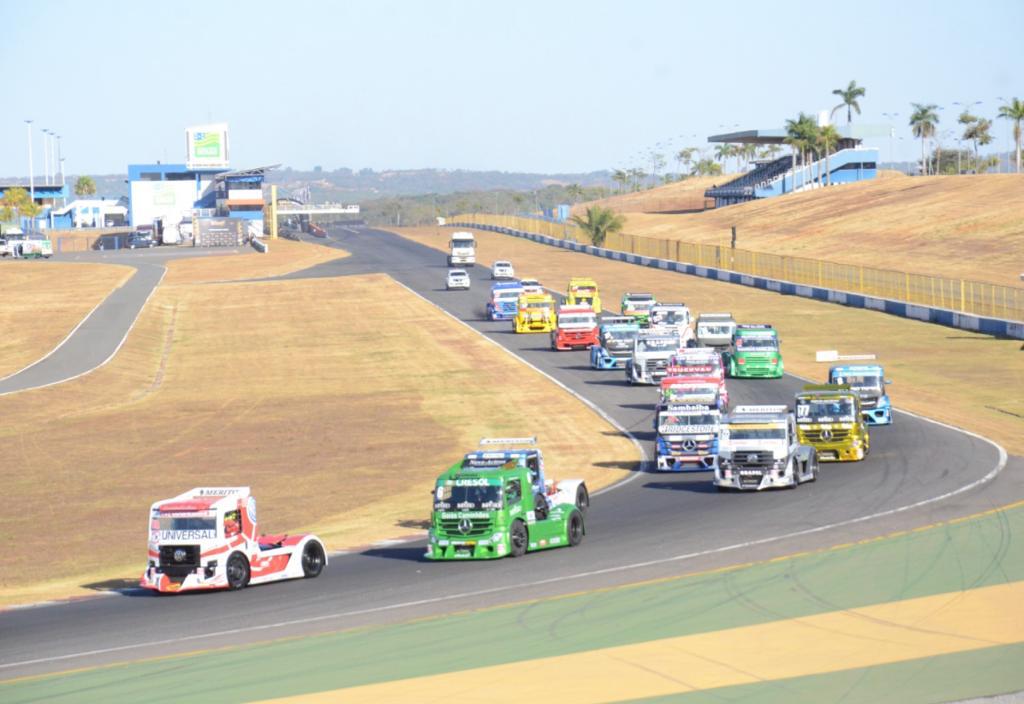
<box><xmin>141</xmin><ymin>487</ymin><xmax>327</xmax><ymax>593</ymax></box>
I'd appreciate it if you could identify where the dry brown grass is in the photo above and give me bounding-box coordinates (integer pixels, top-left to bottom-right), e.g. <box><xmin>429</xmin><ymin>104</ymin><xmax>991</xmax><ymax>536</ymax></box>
<box><xmin>573</xmin><ymin>177</ymin><xmax>722</xmax><ymax>216</ymax></box>
<box><xmin>0</xmin><ymin>266</ymin><xmax>635</xmax><ymax>605</ymax></box>
<box><xmin>612</xmin><ymin>174</ymin><xmax>1024</xmax><ymax>286</ymax></box>
<box><xmin>396</xmin><ymin>226</ymin><xmax>1024</xmax><ymax>457</ymax></box>
<box><xmin>0</xmin><ymin>262</ymin><xmax>133</xmax><ymax>378</ymax></box>
<box><xmin>163</xmin><ymin>238</ymin><xmax>346</xmax><ymax>284</ymax></box>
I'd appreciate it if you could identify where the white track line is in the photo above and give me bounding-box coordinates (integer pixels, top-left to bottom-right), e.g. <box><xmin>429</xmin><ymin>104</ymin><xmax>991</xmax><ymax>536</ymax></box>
<box><xmin>1</xmin><ymin>246</ymin><xmax>1010</xmax><ymax>673</ymax></box>
<box><xmin>0</xmin><ymin>266</ymin><xmax>166</xmax><ymax>398</ymax></box>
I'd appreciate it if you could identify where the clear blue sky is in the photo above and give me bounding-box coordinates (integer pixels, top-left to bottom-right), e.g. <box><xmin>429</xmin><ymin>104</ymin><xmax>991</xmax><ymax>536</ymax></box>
<box><xmin>3</xmin><ymin>0</ymin><xmax>1022</xmax><ymax>176</ymax></box>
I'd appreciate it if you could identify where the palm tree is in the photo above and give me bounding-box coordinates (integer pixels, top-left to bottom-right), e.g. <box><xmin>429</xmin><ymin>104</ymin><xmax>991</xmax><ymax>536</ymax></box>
<box><xmin>831</xmin><ymin>80</ymin><xmax>866</xmax><ymax>125</ymax></box>
<box><xmin>74</xmin><ymin>175</ymin><xmax>97</xmax><ymax>197</ymax></box>
<box><xmin>957</xmin><ymin>111</ymin><xmax>978</xmax><ymax>173</ymax></box>
<box><xmin>565</xmin><ymin>183</ymin><xmax>584</xmax><ymax>203</ymax></box>
<box><xmin>909</xmin><ymin>103</ymin><xmax>940</xmax><ymax>175</ymax></box>
<box><xmin>611</xmin><ymin>169</ymin><xmax>628</xmax><ymax>192</ymax></box>
<box><xmin>997</xmin><ymin>97</ymin><xmax>1024</xmax><ymax>173</ymax></box>
<box><xmin>569</xmin><ymin>206</ymin><xmax>625</xmax><ymax>248</ymax></box>
<box><xmin>713</xmin><ymin>144</ymin><xmax>735</xmax><ymax>173</ymax></box>
<box><xmin>675</xmin><ymin>148</ymin><xmax>697</xmax><ymax>178</ymax></box>
<box><xmin>691</xmin><ymin>158</ymin><xmax>722</xmax><ymax>177</ymax></box>
<box><xmin>0</xmin><ymin>186</ymin><xmax>41</xmax><ymax>223</ymax></box>
<box><xmin>964</xmin><ymin>118</ymin><xmax>993</xmax><ymax>172</ymax></box>
<box><xmin>818</xmin><ymin>124</ymin><xmax>841</xmax><ymax>185</ymax></box>
<box><xmin>784</xmin><ymin>113</ymin><xmax>819</xmax><ymax>189</ymax></box>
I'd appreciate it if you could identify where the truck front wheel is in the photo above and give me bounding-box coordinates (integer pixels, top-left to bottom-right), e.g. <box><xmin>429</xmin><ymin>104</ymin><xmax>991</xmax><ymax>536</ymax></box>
<box><xmin>568</xmin><ymin>511</ymin><xmax>584</xmax><ymax>547</ymax></box>
<box><xmin>302</xmin><ymin>541</ymin><xmax>326</xmax><ymax>578</ymax></box>
<box><xmin>510</xmin><ymin>520</ymin><xmax>528</xmax><ymax>557</ymax></box>
<box><xmin>226</xmin><ymin>552</ymin><xmax>250</xmax><ymax>590</ymax></box>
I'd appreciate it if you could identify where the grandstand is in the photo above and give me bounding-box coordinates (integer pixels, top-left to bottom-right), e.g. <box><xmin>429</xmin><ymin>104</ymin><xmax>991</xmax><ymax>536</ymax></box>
<box><xmin>705</xmin><ymin>127</ymin><xmax>879</xmax><ymax>208</ymax></box>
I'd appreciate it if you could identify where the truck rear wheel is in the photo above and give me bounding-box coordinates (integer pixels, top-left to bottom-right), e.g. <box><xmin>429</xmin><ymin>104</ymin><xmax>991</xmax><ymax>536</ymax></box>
<box><xmin>302</xmin><ymin>541</ymin><xmax>326</xmax><ymax>578</ymax></box>
<box><xmin>575</xmin><ymin>485</ymin><xmax>590</xmax><ymax>515</ymax></box>
<box><xmin>568</xmin><ymin>511</ymin><xmax>584</xmax><ymax>547</ymax></box>
<box><xmin>226</xmin><ymin>552</ymin><xmax>250</xmax><ymax>590</ymax></box>
<box><xmin>510</xmin><ymin>520</ymin><xmax>528</xmax><ymax>557</ymax></box>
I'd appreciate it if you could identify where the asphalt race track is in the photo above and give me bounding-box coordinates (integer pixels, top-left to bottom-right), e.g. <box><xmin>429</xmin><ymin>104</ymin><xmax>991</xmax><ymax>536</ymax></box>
<box><xmin>1</xmin><ymin>227</ymin><xmax>1018</xmax><ymax>679</ymax></box>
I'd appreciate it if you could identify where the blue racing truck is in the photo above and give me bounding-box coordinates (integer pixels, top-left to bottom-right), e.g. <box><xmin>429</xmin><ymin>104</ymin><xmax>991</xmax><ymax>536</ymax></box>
<box><xmin>486</xmin><ymin>281</ymin><xmax>524</xmax><ymax>321</ymax></box>
<box><xmin>828</xmin><ymin>364</ymin><xmax>893</xmax><ymax>425</ymax></box>
<box><xmin>590</xmin><ymin>316</ymin><xmax>641</xmax><ymax>369</ymax></box>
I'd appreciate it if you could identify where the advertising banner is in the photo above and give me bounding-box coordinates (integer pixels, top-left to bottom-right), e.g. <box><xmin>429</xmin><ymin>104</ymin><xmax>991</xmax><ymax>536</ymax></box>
<box><xmin>185</xmin><ymin>123</ymin><xmax>230</xmax><ymax>169</ymax></box>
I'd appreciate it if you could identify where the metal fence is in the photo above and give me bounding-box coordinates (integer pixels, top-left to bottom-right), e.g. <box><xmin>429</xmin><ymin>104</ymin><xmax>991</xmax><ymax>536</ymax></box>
<box><xmin>452</xmin><ymin>213</ymin><xmax>1024</xmax><ymax>323</ymax></box>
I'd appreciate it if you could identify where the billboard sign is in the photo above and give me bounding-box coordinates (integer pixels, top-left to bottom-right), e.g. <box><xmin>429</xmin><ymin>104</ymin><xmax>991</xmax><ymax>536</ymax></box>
<box><xmin>186</xmin><ymin>123</ymin><xmax>229</xmax><ymax>169</ymax></box>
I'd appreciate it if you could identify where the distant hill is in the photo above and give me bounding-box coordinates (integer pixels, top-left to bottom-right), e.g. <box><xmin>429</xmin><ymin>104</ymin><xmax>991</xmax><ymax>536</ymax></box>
<box><xmin>47</xmin><ymin>168</ymin><xmax>615</xmax><ymax>204</ymax></box>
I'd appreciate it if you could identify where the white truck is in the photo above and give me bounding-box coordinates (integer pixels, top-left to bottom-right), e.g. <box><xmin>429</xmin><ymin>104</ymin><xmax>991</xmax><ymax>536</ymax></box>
<box><xmin>649</xmin><ymin>303</ymin><xmax>695</xmax><ymax>346</ymax></box>
<box><xmin>714</xmin><ymin>405</ymin><xmax>818</xmax><ymax>491</ymax></box>
<box><xmin>696</xmin><ymin>313</ymin><xmax>737</xmax><ymax>349</ymax></box>
<box><xmin>625</xmin><ymin>330</ymin><xmax>682</xmax><ymax>385</ymax></box>
<box><xmin>448</xmin><ymin>231</ymin><xmax>476</xmax><ymax>266</ymax></box>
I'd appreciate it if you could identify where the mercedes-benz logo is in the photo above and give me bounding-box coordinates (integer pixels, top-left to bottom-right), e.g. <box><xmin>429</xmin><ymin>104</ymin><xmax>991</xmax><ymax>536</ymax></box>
<box><xmin>682</xmin><ymin>439</ymin><xmax>697</xmax><ymax>451</ymax></box>
<box><xmin>173</xmin><ymin>548</ymin><xmax>187</xmax><ymax>562</ymax></box>
<box><xmin>458</xmin><ymin>518</ymin><xmax>472</xmax><ymax>535</ymax></box>
<box><xmin>821</xmin><ymin>429</ymin><xmax>833</xmax><ymax>441</ymax></box>
<box><xmin>746</xmin><ymin>453</ymin><xmax>759</xmax><ymax>463</ymax></box>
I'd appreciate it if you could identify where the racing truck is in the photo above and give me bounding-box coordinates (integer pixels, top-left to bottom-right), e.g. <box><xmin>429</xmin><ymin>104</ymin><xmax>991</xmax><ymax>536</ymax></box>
<box><xmin>655</xmin><ymin>404</ymin><xmax>722</xmax><ymax>471</ymax></box>
<box><xmin>590</xmin><ymin>316</ymin><xmax>641</xmax><ymax>369</ymax></box>
<box><xmin>448</xmin><ymin>231</ymin><xmax>476</xmax><ymax>266</ymax></box>
<box><xmin>649</xmin><ymin>302</ymin><xmax>695</xmax><ymax>346</ymax></box>
<box><xmin>514</xmin><ymin>292</ymin><xmax>556</xmax><ymax>333</ymax></box>
<box><xmin>829</xmin><ymin>364</ymin><xmax>893</xmax><ymax>425</ymax></box>
<box><xmin>140</xmin><ymin>487</ymin><xmax>327</xmax><ymax>593</ymax></box>
<box><xmin>794</xmin><ymin>384</ymin><xmax>870</xmax><ymax>461</ymax></box>
<box><xmin>487</xmin><ymin>281</ymin><xmax>524</xmax><ymax>321</ymax></box>
<box><xmin>715</xmin><ymin>406</ymin><xmax>818</xmax><ymax>491</ymax></box>
<box><xmin>566</xmin><ymin>277</ymin><xmax>601</xmax><ymax>313</ymax></box>
<box><xmin>427</xmin><ymin>438</ymin><xmax>589</xmax><ymax>560</ymax></box>
<box><xmin>551</xmin><ymin>304</ymin><xmax>599</xmax><ymax>351</ymax></box>
<box><xmin>666</xmin><ymin>349</ymin><xmax>728</xmax><ymax>408</ymax></box>
<box><xmin>620</xmin><ymin>292</ymin><xmax>657</xmax><ymax>325</ymax></box>
<box><xmin>656</xmin><ymin>375</ymin><xmax>727</xmax><ymax>415</ymax></box>
<box><xmin>695</xmin><ymin>313</ymin><xmax>736</xmax><ymax>348</ymax></box>
<box><xmin>722</xmin><ymin>324</ymin><xmax>784</xmax><ymax>378</ymax></box>
<box><xmin>625</xmin><ymin>330</ymin><xmax>682</xmax><ymax>385</ymax></box>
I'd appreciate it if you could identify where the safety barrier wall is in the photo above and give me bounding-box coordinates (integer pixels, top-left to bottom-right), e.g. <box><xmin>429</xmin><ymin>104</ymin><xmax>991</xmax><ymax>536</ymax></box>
<box><xmin>449</xmin><ymin>216</ymin><xmax>1024</xmax><ymax>339</ymax></box>
<box><xmin>451</xmin><ymin>213</ymin><xmax>1023</xmax><ymax>326</ymax></box>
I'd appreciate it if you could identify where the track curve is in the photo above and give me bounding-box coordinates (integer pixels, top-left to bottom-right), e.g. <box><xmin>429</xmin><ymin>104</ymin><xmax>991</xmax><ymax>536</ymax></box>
<box><xmin>0</xmin><ymin>226</ymin><xmax>1010</xmax><ymax>679</ymax></box>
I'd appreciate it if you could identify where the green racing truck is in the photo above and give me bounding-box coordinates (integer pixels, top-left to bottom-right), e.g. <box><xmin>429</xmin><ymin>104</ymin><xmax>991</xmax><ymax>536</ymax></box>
<box><xmin>723</xmin><ymin>324</ymin><xmax>784</xmax><ymax>378</ymax></box>
<box><xmin>427</xmin><ymin>438</ymin><xmax>588</xmax><ymax>560</ymax></box>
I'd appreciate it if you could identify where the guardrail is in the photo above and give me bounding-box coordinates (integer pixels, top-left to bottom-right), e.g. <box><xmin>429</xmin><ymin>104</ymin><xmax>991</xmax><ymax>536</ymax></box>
<box><xmin>451</xmin><ymin>213</ymin><xmax>1024</xmax><ymax>325</ymax></box>
<box><xmin>448</xmin><ymin>216</ymin><xmax>1024</xmax><ymax>340</ymax></box>
<box><xmin>251</xmin><ymin>238</ymin><xmax>268</xmax><ymax>253</ymax></box>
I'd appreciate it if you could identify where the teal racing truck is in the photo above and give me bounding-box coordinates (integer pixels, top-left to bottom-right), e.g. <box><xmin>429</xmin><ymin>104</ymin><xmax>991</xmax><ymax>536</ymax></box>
<box><xmin>427</xmin><ymin>438</ymin><xmax>588</xmax><ymax>560</ymax></box>
<box><xmin>723</xmin><ymin>324</ymin><xmax>784</xmax><ymax>378</ymax></box>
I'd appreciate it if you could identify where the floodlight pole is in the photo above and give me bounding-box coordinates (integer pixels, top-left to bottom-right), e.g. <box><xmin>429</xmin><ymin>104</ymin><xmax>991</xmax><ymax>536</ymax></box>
<box><xmin>25</xmin><ymin>120</ymin><xmax>35</xmax><ymax>203</ymax></box>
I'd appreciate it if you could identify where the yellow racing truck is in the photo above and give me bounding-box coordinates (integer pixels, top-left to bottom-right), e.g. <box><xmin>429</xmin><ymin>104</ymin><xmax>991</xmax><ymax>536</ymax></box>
<box><xmin>514</xmin><ymin>292</ymin><xmax>556</xmax><ymax>333</ymax></box>
<box><xmin>566</xmin><ymin>277</ymin><xmax>601</xmax><ymax>313</ymax></box>
<box><xmin>794</xmin><ymin>384</ymin><xmax>870</xmax><ymax>461</ymax></box>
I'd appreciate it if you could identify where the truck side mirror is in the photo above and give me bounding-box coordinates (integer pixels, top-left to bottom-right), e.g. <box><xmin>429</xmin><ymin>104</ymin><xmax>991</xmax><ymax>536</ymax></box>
<box><xmin>885</xmin><ymin>379</ymin><xmax>893</xmax><ymax>385</ymax></box>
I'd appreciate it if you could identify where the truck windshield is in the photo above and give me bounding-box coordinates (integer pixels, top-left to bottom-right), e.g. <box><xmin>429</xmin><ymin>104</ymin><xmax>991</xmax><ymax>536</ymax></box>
<box><xmin>833</xmin><ymin>374</ymin><xmax>882</xmax><ymax>392</ymax></box>
<box><xmin>451</xmin><ymin>239</ymin><xmax>475</xmax><ymax>250</ymax></box>
<box><xmin>496</xmin><ymin>290</ymin><xmax>521</xmax><ymax>300</ymax></box>
<box><xmin>572</xmin><ymin>287</ymin><xmax>595</xmax><ymax>296</ymax></box>
<box><xmin>736</xmin><ymin>336</ymin><xmax>778</xmax><ymax>351</ymax></box>
<box><xmin>523</xmin><ymin>301</ymin><xmax>551</xmax><ymax>309</ymax></box>
<box><xmin>652</xmin><ymin>310</ymin><xmax>688</xmax><ymax>325</ymax></box>
<box><xmin>726</xmin><ymin>427</ymin><xmax>787</xmax><ymax>440</ymax></box>
<box><xmin>605</xmin><ymin>328</ymin><xmax>638</xmax><ymax>341</ymax></box>
<box><xmin>659</xmin><ymin>412</ymin><xmax>718</xmax><ymax>430</ymax></box>
<box><xmin>664</xmin><ymin>384</ymin><xmax>717</xmax><ymax>399</ymax></box>
<box><xmin>158</xmin><ymin>514</ymin><xmax>217</xmax><ymax>532</ymax></box>
<box><xmin>638</xmin><ymin>337</ymin><xmax>678</xmax><ymax>352</ymax></box>
<box><xmin>796</xmin><ymin>399</ymin><xmax>856</xmax><ymax>422</ymax></box>
<box><xmin>627</xmin><ymin>301</ymin><xmax>655</xmax><ymax>311</ymax></box>
<box><xmin>699</xmin><ymin>324</ymin><xmax>731</xmax><ymax>335</ymax></box>
<box><xmin>434</xmin><ymin>484</ymin><xmax>502</xmax><ymax>511</ymax></box>
<box><xmin>559</xmin><ymin>314</ymin><xmax>595</xmax><ymax>326</ymax></box>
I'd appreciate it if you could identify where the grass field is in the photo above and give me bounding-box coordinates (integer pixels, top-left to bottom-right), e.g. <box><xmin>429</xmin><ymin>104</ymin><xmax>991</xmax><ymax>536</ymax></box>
<box><xmin>0</xmin><ymin>262</ymin><xmax>133</xmax><ymax>379</ymax></box>
<box><xmin>572</xmin><ymin>176</ymin><xmax>721</xmax><ymax>215</ymax></box>
<box><xmin>162</xmin><ymin>238</ymin><xmax>347</xmax><ymax>284</ymax></box>
<box><xmin>0</xmin><ymin>257</ymin><xmax>635</xmax><ymax>605</ymax></box>
<box><xmin>395</xmin><ymin>226</ymin><xmax>1024</xmax><ymax>458</ymax></box>
<box><xmin>583</xmin><ymin>174</ymin><xmax>1024</xmax><ymax>286</ymax></box>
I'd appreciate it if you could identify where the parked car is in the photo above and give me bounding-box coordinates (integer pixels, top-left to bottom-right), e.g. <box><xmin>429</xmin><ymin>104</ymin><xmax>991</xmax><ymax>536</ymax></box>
<box><xmin>127</xmin><ymin>232</ymin><xmax>156</xmax><ymax>249</ymax></box>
